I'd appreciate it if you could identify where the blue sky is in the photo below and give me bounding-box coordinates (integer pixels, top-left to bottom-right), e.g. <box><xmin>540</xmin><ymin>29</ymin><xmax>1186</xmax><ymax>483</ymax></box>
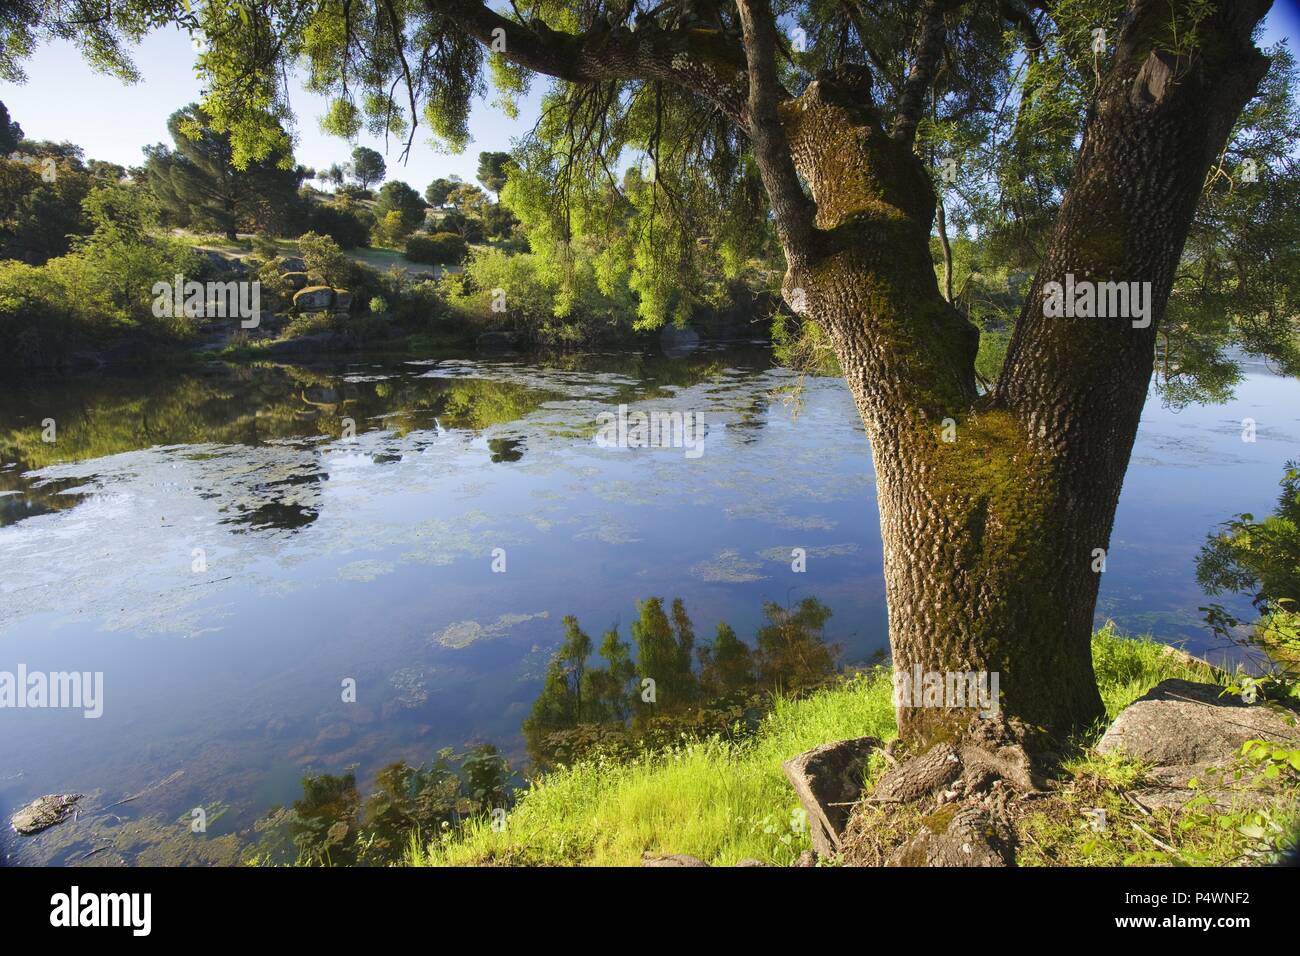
<box><xmin>0</xmin><ymin>24</ymin><xmax>547</xmax><ymax>192</ymax></box>
<box><xmin>1</xmin><ymin>7</ymin><xmax>1296</xmax><ymax>196</ymax></box>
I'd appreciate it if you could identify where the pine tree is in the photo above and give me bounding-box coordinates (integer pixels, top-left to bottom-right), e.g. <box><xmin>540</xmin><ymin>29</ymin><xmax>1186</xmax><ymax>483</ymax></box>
<box><xmin>144</xmin><ymin>105</ymin><xmax>301</xmax><ymax>240</ymax></box>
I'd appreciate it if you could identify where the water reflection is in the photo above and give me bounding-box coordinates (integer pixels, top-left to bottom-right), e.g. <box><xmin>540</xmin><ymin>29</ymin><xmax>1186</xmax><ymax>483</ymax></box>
<box><xmin>0</xmin><ymin>345</ymin><xmax>1297</xmax><ymax>865</ymax></box>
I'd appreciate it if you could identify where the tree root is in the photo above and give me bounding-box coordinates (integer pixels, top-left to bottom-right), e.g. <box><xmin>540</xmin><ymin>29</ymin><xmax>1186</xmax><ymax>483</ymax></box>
<box><xmin>841</xmin><ymin>714</ymin><xmax>1058</xmax><ymax>867</ymax></box>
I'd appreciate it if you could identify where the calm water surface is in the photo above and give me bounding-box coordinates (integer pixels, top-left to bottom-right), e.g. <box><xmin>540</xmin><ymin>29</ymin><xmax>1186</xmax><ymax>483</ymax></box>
<box><xmin>1</xmin><ymin>345</ymin><xmax>1296</xmax><ymax>863</ymax></box>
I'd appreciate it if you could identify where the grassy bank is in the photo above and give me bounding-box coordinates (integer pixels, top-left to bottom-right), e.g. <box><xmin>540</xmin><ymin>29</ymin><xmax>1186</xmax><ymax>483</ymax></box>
<box><xmin>407</xmin><ymin>626</ymin><xmax>1297</xmax><ymax>867</ymax></box>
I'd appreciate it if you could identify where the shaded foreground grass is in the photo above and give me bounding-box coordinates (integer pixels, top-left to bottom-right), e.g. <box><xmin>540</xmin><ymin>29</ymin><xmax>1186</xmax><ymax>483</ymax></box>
<box><xmin>408</xmin><ymin>626</ymin><xmax>1297</xmax><ymax>866</ymax></box>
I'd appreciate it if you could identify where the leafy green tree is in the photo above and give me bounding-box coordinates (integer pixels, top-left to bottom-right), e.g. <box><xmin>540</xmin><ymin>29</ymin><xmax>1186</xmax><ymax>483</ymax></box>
<box><xmin>425</xmin><ymin>176</ymin><xmax>459</xmax><ymax>207</ymax></box>
<box><xmin>755</xmin><ymin>598</ymin><xmax>838</xmax><ymax>693</ymax></box>
<box><xmin>405</xmin><ymin>231</ymin><xmax>466</xmax><ymax>265</ymax></box>
<box><xmin>0</xmin><ymin>100</ymin><xmax>22</xmax><ymax>154</ymax></box>
<box><xmin>476</xmin><ymin>150</ymin><xmax>512</xmax><ymax>195</ymax></box>
<box><xmin>372</xmin><ymin>179</ymin><xmax>426</xmax><ymax>237</ymax></box>
<box><xmin>75</xmin><ymin>183</ymin><xmax>199</xmax><ymax>323</ymax></box>
<box><xmin>0</xmin><ymin>150</ymin><xmax>91</xmax><ymax>263</ymax></box>
<box><xmin>632</xmin><ymin>597</ymin><xmax>698</xmax><ymax>708</ymax></box>
<box><xmin>349</xmin><ymin>145</ymin><xmax>385</xmax><ymax>189</ymax></box>
<box><xmin>1198</xmin><ymin>463</ymin><xmax>1300</xmax><ymax>684</ymax></box>
<box><xmin>588</xmin><ymin>627</ymin><xmax>637</xmax><ymax>722</ymax></box>
<box><xmin>698</xmin><ymin>621</ymin><xmax>754</xmax><ymax>696</ymax></box>
<box><xmin>144</xmin><ymin>105</ymin><xmax>301</xmax><ymax>240</ymax></box>
<box><xmin>523</xmin><ymin>615</ymin><xmax>595</xmax><ymax>752</ymax></box>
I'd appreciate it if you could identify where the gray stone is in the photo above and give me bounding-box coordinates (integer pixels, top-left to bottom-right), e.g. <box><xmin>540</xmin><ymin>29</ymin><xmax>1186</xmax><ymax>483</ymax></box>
<box><xmin>11</xmin><ymin>793</ymin><xmax>82</xmax><ymax>835</ymax></box>
<box><xmin>332</xmin><ymin>290</ymin><xmax>354</xmax><ymax>314</ymax></box>
<box><xmin>782</xmin><ymin>735</ymin><xmax>881</xmax><ymax>857</ymax></box>
<box><xmin>276</xmin><ymin>256</ymin><xmax>306</xmax><ymax>274</ymax></box>
<box><xmin>735</xmin><ymin>858</ymin><xmax>772</xmax><ymax>867</ymax></box>
<box><xmin>1098</xmin><ymin>679</ymin><xmax>1299</xmax><ymax>769</ymax></box>
<box><xmin>1099</xmin><ymin>679</ymin><xmax>1299</xmax><ymax>809</ymax></box>
<box><xmin>282</xmin><ymin>271</ymin><xmax>310</xmax><ymax>291</ymax></box>
<box><xmin>293</xmin><ymin>286</ymin><xmax>335</xmax><ymax>311</ymax></box>
<box><xmin>641</xmin><ymin>852</ymin><xmax>708</xmax><ymax>867</ymax></box>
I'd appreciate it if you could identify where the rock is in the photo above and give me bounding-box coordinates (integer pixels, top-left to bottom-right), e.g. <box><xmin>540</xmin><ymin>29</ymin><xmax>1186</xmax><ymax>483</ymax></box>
<box><xmin>264</xmin><ymin>331</ymin><xmax>351</xmax><ymax>357</ymax></box>
<box><xmin>1098</xmin><ymin>679</ymin><xmax>1299</xmax><ymax>772</ymax></box>
<box><xmin>276</xmin><ymin>256</ymin><xmax>306</xmax><ymax>274</ymax></box>
<box><xmin>1098</xmin><ymin>678</ymin><xmax>1299</xmax><ymax>804</ymax></box>
<box><xmin>293</xmin><ymin>286</ymin><xmax>335</xmax><ymax>311</ymax></box>
<box><xmin>641</xmin><ymin>852</ymin><xmax>708</xmax><ymax>867</ymax></box>
<box><xmin>282</xmin><ymin>271</ymin><xmax>310</xmax><ymax>291</ymax></box>
<box><xmin>794</xmin><ymin>849</ymin><xmax>817</xmax><ymax>867</ymax></box>
<box><xmin>199</xmin><ymin>249</ymin><xmax>247</xmax><ymax>277</ymax></box>
<box><xmin>333</xmin><ymin>290</ymin><xmax>353</xmax><ymax>314</ymax></box>
<box><xmin>782</xmin><ymin>735</ymin><xmax>881</xmax><ymax>857</ymax></box>
<box><xmin>1159</xmin><ymin>645</ymin><xmax>1225</xmax><ymax>678</ymax></box>
<box><xmin>887</xmin><ymin>803</ymin><xmax>1017</xmax><ymax>867</ymax></box>
<box><xmin>735</xmin><ymin>858</ymin><xmax>772</xmax><ymax>867</ymax></box>
<box><xmin>11</xmin><ymin>793</ymin><xmax>82</xmax><ymax>835</ymax></box>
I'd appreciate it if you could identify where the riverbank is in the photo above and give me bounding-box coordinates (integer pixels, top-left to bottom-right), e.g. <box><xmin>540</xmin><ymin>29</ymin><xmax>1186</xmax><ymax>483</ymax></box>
<box><xmin>405</xmin><ymin>627</ymin><xmax>1299</xmax><ymax>867</ymax></box>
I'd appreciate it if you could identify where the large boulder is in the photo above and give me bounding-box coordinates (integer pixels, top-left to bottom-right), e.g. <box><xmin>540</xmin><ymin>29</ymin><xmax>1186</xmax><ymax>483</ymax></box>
<box><xmin>332</xmin><ymin>289</ymin><xmax>354</xmax><ymax>314</ymax></box>
<box><xmin>276</xmin><ymin>256</ymin><xmax>306</xmax><ymax>274</ymax></box>
<box><xmin>641</xmin><ymin>852</ymin><xmax>708</xmax><ymax>867</ymax></box>
<box><xmin>293</xmin><ymin>285</ymin><xmax>335</xmax><ymax>312</ymax></box>
<box><xmin>782</xmin><ymin>735</ymin><xmax>881</xmax><ymax>857</ymax></box>
<box><xmin>11</xmin><ymin>793</ymin><xmax>82</xmax><ymax>835</ymax></box>
<box><xmin>199</xmin><ymin>249</ymin><xmax>248</xmax><ymax>277</ymax></box>
<box><xmin>1098</xmin><ymin>678</ymin><xmax>1300</xmax><ymax>808</ymax></box>
<box><xmin>282</xmin><ymin>271</ymin><xmax>310</xmax><ymax>291</ymax></box>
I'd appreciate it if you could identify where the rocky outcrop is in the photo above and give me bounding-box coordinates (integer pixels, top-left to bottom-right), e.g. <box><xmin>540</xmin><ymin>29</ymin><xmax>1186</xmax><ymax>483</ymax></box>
<box><xmin>1097</xmin><ymin>678</ymin><xmax>1299</xmax><ymax>809</ymax></box>
<box><xmin>292</xmin><ymin>286</ymin><xmax>335</xmax><ymax>312</ymax></box>
<box><xmin>11</xmin><ymin>793</ymin><xmax>82</xmax><ymax>835</ymax></box>
<box><xmin>282</xmin><ymin>271</ymin><xmax>310</xmax><ymax>291</ymax></box>
<box><xmin>782</xmin><ymin>735</ymin><xmax>881</xmax><ymax>856</ymax></box>
<box><xmin>276</xmin><ymin>256</ymin><xmax>306</xmax><ymax>274</ymax></box>
<box><xmin>641</xmin><ymin>852</ymin><xmax>708</xmax><ymax>867</ymax></box>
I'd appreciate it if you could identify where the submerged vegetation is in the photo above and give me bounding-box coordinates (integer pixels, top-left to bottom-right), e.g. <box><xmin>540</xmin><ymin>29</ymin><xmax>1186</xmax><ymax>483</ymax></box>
<box><xmin>237</xmin><ymin>619</ymin><xmax>1296</xmax><ymax>868</ymax></box>
<box><xmin>403</xmin><ymin>625</ymin><xmax>1298</xmax><ymax>868</ymax></box>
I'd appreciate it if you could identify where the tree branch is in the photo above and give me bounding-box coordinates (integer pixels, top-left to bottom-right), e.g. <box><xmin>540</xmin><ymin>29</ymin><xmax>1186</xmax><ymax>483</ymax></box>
<box><xmin>735</xmin><ymin>0</ymin><xmax>815</xmax><ymax>260</ymax></box>
<box><xmin>891</xmin><ymin>0</ymin><xmax>954</xmax><ymax>145</ymax></box>
<box><xmin>425</xmin><ymin>0</ymin><xmax>752</xmax><ymax>125</ymax></box>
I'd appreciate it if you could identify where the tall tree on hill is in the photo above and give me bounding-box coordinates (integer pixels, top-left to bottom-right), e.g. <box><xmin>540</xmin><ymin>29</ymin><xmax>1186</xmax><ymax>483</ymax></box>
<box><xmin>144</xmin><ymin>105</ymin><xmax>301</xmax><ymax>240</ymax></box>
<box><xmin>349</xmin><ymin>146</ymin><xmax>386</xmax><ymax>189</ymax></box>
<box><xmin>476</xmin><ymin>150</ymin><xmax>512</xmax><ymax>196</ymax></box>
<box><xmin>0</xmin><ymin>100</ymin><xmax>22</xmax><ymax>154</ymax></box>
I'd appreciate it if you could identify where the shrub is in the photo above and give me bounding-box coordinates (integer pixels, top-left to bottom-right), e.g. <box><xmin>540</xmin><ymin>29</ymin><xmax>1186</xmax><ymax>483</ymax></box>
<box><xmin>304</xmin><ymin>201</ymin><xmax>372</xmax><ymax>249</ymax></box>
<box><xmin>371</xmin><ymin>209</ymin><xmax>412</xmax><ymax>247</ymax></box>
<box><xmin>298</xmin><ymin>231</ymin><xmax>350</xmax><ymax>287</ymax></box>
<box><xmin>405</xmin><ymin>232</ymin><xmax>467</xmax><ymax>265</ymax></box>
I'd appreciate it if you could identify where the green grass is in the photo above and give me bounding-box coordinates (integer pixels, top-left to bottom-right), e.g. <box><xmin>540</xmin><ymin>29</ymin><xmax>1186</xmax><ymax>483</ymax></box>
<box><xmin>407</xmin><ymin>626</ymin><xmax>1243</xmax><ymax>867</ymax></box>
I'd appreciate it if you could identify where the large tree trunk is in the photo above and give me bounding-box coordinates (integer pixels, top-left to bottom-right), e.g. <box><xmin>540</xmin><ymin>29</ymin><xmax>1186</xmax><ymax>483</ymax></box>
<box><xmin>769</xmin><ymin>0</ymin><xmax>1270</xmax><ymax>743</ymax></box>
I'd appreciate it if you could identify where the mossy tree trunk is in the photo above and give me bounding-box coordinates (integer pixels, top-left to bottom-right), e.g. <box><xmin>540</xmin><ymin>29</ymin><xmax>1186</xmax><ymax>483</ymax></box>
<box><xmin>444</xmin><ymin>0</ymin><xmax>1272</xmax><ymax>742</ymax></box>
<box><xmin>751</xmin><ymin>0</ymin><xmax>1270</xmax><ymax>741</ymax></box>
